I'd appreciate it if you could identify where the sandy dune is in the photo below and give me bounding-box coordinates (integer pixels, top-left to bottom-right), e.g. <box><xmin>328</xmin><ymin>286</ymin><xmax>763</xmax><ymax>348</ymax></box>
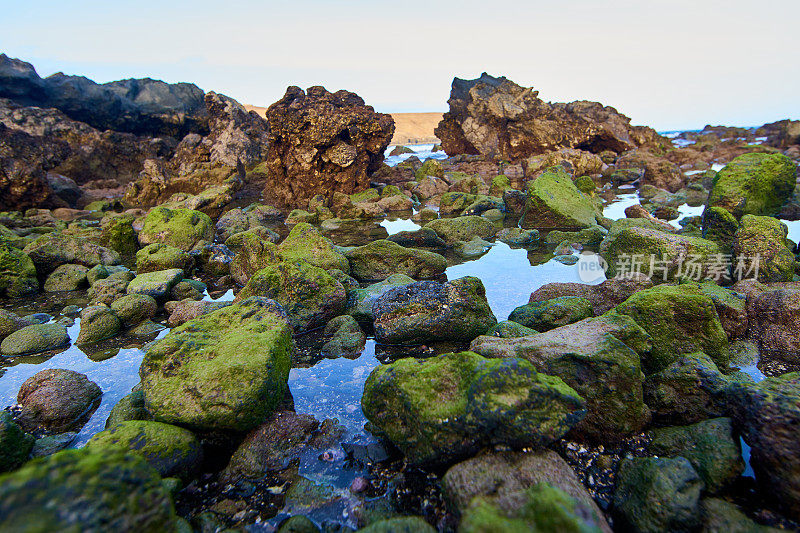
<box><xmin>245</xmin><ymin>105</ymin><xmax>442</xmax><ymax>146</ymax></box>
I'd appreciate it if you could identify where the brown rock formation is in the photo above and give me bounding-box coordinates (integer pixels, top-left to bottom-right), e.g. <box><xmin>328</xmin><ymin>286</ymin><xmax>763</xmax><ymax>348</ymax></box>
<box><xmin>434</xmin><ymin>73</ymin><xmax>668</xmax><ymax>160</ymax></box>
<box><xmin>262</xmin><ymin>86</ymin><xmax>394</xmax><ymax>207</ymax></box>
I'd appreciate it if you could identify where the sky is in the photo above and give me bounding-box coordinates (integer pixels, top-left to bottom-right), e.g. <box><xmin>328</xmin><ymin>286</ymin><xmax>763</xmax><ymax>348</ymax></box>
<box><xmin>2</xmin><ymin>0</ymin><xmax>799</xmax><ymax>131</ymax></box>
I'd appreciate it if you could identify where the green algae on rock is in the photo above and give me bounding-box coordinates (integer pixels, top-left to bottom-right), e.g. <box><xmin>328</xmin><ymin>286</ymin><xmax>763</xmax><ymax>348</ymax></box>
<box><xmin>106</xmin><ymin>390</ymin><xmax>153</xmax><ymax>428</ymax></box>
<box><xmin>278</xmin><ymin>222</ymin><xmax>350</xmax><ymax>273</ymax></box>
<box><xmin>23</xmin><ymin>231</ymin><xmax>121</xmax><ymax>273</ymax></box>
<box><xmin>424</xmin><ymin>215</ymin><xmax>497</xmax><ymax>245</ymax></box>
<box><xmin>733</xmin><ymin>214</ymin><xmax>795</xmax><ymax>283</ymax></box>
<box><xmin>136</xmin><ymin>243</ymin><xmax>194</xmax><ymax>275</ymax></box>
<box><xmin>137</xmin><ymin>206</ymin><xmax>214</xmax><ymax>252</ymax></box>
<box><xmin>126</xmin><ymin>268</ymin><xmax>184</xmax><ymax>300</ymax></box>
<box><xmin>521</xmin><ymin>166</ymin><xmax>601</xmax><ymax>230</ymax></box>
<box><xmin>0</xmin><ymin>239</ymin><xmax>38</xmax><ymax>297</ymax></box>
<box><xmin>139</xmin><ymin>297</ymin><xmax>292</xmax><ymax>432</ymax></box>
<box><xmin>0</xmin><ymin>449</ymin><xmax>186</xmax><ymax>532</ymax></box>
<box><xmin>1</xmin><ymin>323</ymin><xmax>70</xmax><ymax>356</ymax></box>
<box><xmin>0</xmin><ymin>411</ymin><xmax>34</xmax><ymax>473</ymax></box>
<box><xmin>344</xmin><ymin>239</ymin><xmax>446</xmax><ymax>281</ymax></box>
<box><xmin>508</xmin><ymin>296</ymin><xmax>594</xmax><ymax>332</ymax></box>
<box><xmin>361</xmin><ymin>351</ymin><xmax>585</xmax><ymax>465</ymax></box>
<box><xmin>43</xmin><ymin>263</ymin><xmax>89</xmax><ymax>292</ymax></box>
<box><xmin>76</xmin><ymin>305</ymin><xmax>122</xmax><ymax>344</ymax></box>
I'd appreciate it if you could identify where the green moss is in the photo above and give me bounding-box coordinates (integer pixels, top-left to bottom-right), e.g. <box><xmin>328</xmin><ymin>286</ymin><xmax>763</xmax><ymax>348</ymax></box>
<box><xmin>136</xmin><ymin>243</ymin><xmax>193</xmax><ymax>274</ymax></box>
<box><xmin>701</xmin><ymin>205</ymin><xmax>739</xmax><ymax>252</ymax></box>
<box><xmin>415</xmin><ymin>159</ymin><xmax>444</xmax><ymax>180</ymax></box>
<box><xmin>285</xmin><ymin>209</ymin><xmax>318</xmax><ymax>225</ymax></box>
<box><xmin>101</xmin><ymin>214</ymin><xmax>138</xmax><ymax>257</ymax></box>
<box><xmin>350</xmin><ymin>188</ymin><xmax>381</xmax><ymax>203</ymax></box>
<box><xmin>509</xmin><ymin>297</ymin><xmax>594</xmax><ymax>332</ymax></box>
<box><xmin>0</xmin><ymin>241</ymin><xmax>39</xmax><ymax>297</ymax></box>
<box><xmin>0</xmin><ymin>412</ymin><xmax>34</xmax><ymax>473</ymax></box>
<box><xmin>140</xmin><ymin>297</ymin><xmax>293</xmax><ymax>432</ymax></box>
<box><xmin>138</xmin><ymin>207</ymin><xmax>214</xmax><ymax>252</ymax></box>
<box><xmin>358</xmin><ymin>516</ymin><xmax>436</xmax><ymax>533</ymax></box>
<box><xmin>278</xmin><ymin>223</ymin><xmax>349</xmax><ymax>273</ymax></box>
<box><xmin>439</xmin><ymin>191</ymin><xmax>477</xmax><ymax>214</ymax></box>
<box><xmin>522</xmin><ymin>166</ymin><xmax>601</xmax><ymax>230</ymax></box>
<box><xmin>734</xmin><ymin>214</ymin><xmax>795</xmax><ymax>282</ymax></box>
<box><xmin>573</xmin><ymin>175</ymin><xmax>596</xmax><ymax>195</ymax></box>
<box><xmin>490</xmin><ymin>175</ymin><xmax>512</xmax><ymax>196</ymax></box>
<box><xmin>425</xmin><ymin>215</ymin><xmax>497</xmax><ymax>245</ymax></box>
<box><xmin>106</xmin><ymin>390</ymin><xmax>153</xmax><ymax>428</ymax></box>
<box><xmin>707</xmin><ymin>152</ymin><xmax>796</xmax><ymax>218</ymax></box>
<box><xmin>344</xmin><ymin>239</ymin><xmax>446</xmax><ymax>281</ymax></box>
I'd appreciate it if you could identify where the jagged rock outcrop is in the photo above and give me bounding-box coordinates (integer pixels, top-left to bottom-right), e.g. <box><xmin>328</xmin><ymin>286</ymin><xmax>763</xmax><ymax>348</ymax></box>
<box><xmin>262</xmin><ymin>86</ymin><xmax>394</xmax><ymax>207</ymax></box>
<box><xmin>434</xmin><ymin>73</ymin><xmax>667</xmax><ymax>160</ymax></box>
<box><xmin>0</xmin><ymin>54</ymin><xmax>207</xmax><ymax>138</ymax></box>
<box><xmin>0</xmin><ymin>122</ymin><xmax>67</xmax><ymax>210</ymax></box>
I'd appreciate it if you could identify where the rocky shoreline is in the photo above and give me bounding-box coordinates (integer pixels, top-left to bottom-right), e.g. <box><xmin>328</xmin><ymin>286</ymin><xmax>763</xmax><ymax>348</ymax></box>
<box><xmin>1</xmin><ymin>55</ymin><xmax>800</xmax><ymax>532</ymax></box>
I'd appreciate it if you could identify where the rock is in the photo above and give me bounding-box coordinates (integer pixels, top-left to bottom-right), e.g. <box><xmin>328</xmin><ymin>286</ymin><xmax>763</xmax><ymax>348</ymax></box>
<box><xmin>702</xmin><ymin>205</ymin><xmax>740</xmax><ymax>252</ymax></box>
<box><xmin>508</xmin><ymin>296</ymin><xmax>593</xmax><ymax>332</ymax></box>
<box><xmin>726</xmin><ymin>373</ymin><xmax>800</xmax><ymax>519</ymax></box>
<box><xmin>412</xmin><ymin>176</ymin><xmax>449</xmax><ymax>200</ymax></box>
<box><xmin>372</xmin><ymin>276</ymin><xmax>497</xmax><ymax>345</ymax></box>
<box><xmin>643</xmin><ymin>352</ymin><xmax>734</xmax><ymax>426</ymax></box>
<box><xmin>166</xmin><ymin>299</ymin><xmax>231</xmax><ymax>327</ymax></box>
<box><xmin>87</xmin><ymin>272</ymin><xmax>132</xmax><ymax>305</ymax></box>
<box><xmin>496</xmin><ymin>227</ymin><xmax>539</xmax><ymax>245</ymax></box>
<box><xmin>86</xmin><ymin>420</ymin><xmax>202</xmax><ymax>480</ymax></box>
<box><xmin>0</xmin><ymin>411</ymin><xmax>34</xmax><ymax>473</ymax></box>
<box><xmin>0</xmin><ymin>240</ymin><xmax>38</xmax><ymax>297</ymax></box>
<box><xmin>347</xmin><ymin>273</ymin><xmax>415</xmax><ymax>323</ymax></box>
<box><xmin>15</xmin><ymin>369</ymin><xmax>101</xmax><ymax>432</ymax></box>
<box><xmin>361</xmin><ymin>351</ymin><xmax>585</xmax><ymax>465</ymax></box>
<box><xmin>424</xmin><ymin>215</ymin><xmax>497</xmax><ymax>246</ymax></box>
<box><xmin>733</xmin><ymin>215</ymin><xmax>795</xmax><ymax>282</ymax></box>
<box><xmin>454</xmin><ymin>237</ymin><xmax>493</xmax><ymax>258</ymax></box>
<box><xmin>139</xmin><ymin>297</ymin><xmax>292</xmax><ymax>432</ymax></box>
<box><xmin>386</xmin><ymin>227</ymin><xmax>447</xmax><ymax>249</ymax></box>
<box><xmin>110</xmin><ymin>294</ymin><xmax>158</xmax><ymax>327</ymax></box>
<box><xmin>86</xmin><ymin>264</ymin><xmax>129</xmax><ymax>285</ymax></box>
<box><xmin>471</xmin><ymin>312</ymin><xmax>651</xmax><ymax>441</ymax></box>
<box><xmin>521</xmin><ymin>166</ymin><xmax>601</xmax><ymax>230</ymax></box>
<box><xmin>216</xmin><ymin>204</ymin><xmax>281</xmax><ymax>242</ymax></box>
<box><xmin>126</xmin><ymin>268</ymin><xmax>184</xmax><ymax>300</ymax></box>
<box><xmin>0</xmin><ymin>449</ymin><xmax>185</xmax><ymax>532</ymax></box>
<box><xmin>229</xmin><ymin>231</ymin><xmax>283</xmax><ymax>285</ymax></box>
<box><xmin>613</xmin><ymin>456</ymin><xmax>704</xmax><ymax>533</ymax></box>
<box><xmin>344</xmin><ymin>239</ymin><xmax>446</xmax><ymax>281</ymax></box>
<box><xmin>440</xmin><ymin>191</ymin><xmax>477</xmax><ymax>215</ymax></box>
<box><xmin>321</xmin><ymin>315</ymin><xmax>366</xmax><ymax>359</ymax></box>
<box><xmin>649</xmin><ymin>417</ymin><xmax>743</xmax><ymax>493</ymax></box>
<box><xmin>170</xmin><ymin>279</ymin><xmax>205</xmax><ymax>301</ymax></box>
<box><xmin>434</xmin><ymin>73</ymin><xmax>665</xmax><ymax>159</ymax></box>
<box><xmin>235</xmin><ymin>261</ymin><xmax>346</xmax><ymax>332</ymax></box>
<box><xmin>277</xmin><ymin>222</ymin><xmax>350</xmax><ymax>273</ymax></box>
<box><xmin>698</xmin><ymin>281</ymin><xmax>748</xmax><ymax>341</ymax></box>
<box><xmin>30</xmin><ymin>432</ymin><xmax>77</xmax><ymax>458</ymax></box>
<box><xmin>191</xmin><ymin>242</ymin><xmax>234</xmax><ymax>276</ymax></box>
<box><xmin>106</xmin><ymin>390</ymin><xmax>153</xmax><ymax>428</ymax></box>
<box><xmin>459</xmin><ymin>482</ymin><xmax>606</xmax><ymax>533</ymax></box>
<box><xmin>748</xmin><ymin>287</ymin><xmax>800</xmax><ymax>364</ymax></box>
<box><xmin>485</xmin><ymin>320</ymin><xmax>538</xmax><ymax>338</ymax></box>
<box><xmin>43</xmin><ymin>263</ymin><xmax>88</xmax><ymax>292</ymax></box>
<box><xmin>358</xmin><ymin>517</ymin><xmax>435</xmax><ymax>533</ymax></box>
<box><xmin>616</xmin><ymin>150</ymin><xmax>685</xmax><ymax>192</ymax></box>
<box><xmin>262</xmin><ymin>85</ymin><xmax>394</xmax><ymax>207</ymax></box>
<box><xmin>277</xmin><ymin>515</ymin><xmax>321</xmax><ymax>533</ymax></box>
<box><xmin>137</xmin><ymin>207</ymin><xmax>214</xmax><ymax>252</ymax></box>
<box><xmin>1</xmin><ymin>323</ymin><xmax>70</xmax><ymax>356</ymax></box>
<box><xmin>442</xmin><ymin>450</ymin><xmax>610</xmax><ymax>533</ymax></box>
<box><xmin>221</xmin><ymin>411</ymin><xmax>342</xmax><ymax>482</ymax></box>
<box><xmin>700</xmin><ymin>498</ymin><xmax>781</xmax><ymax>533</ymax></box>
<box><xmin>616</xmin><ymin>283</ymin><xmax>730</xmax><ymax>373</ymax></box>
<box><xmin>600</xmin><ymin>226</ymin><xmax>721</xmax><ymax>281</ymax></box>
<box><xmin>707</xmin><ymin>152</ymin><xmax>797</xmax><ymax>219</ymax></box>
<box><xmin>100</xmin><ymin>214</ymin><xmax>138</xmax><ymax>257</ymax></box>
<box><xmin>23</xmin><ymin>231</ymin><xmax>121</xmax><ymax>274</ymax></box>
<box><xmin>76</xmin><ymin>305</ymin><xmax>122</xmax><ymax>344</ymax></box>
<box><xmin>528</xmin><ymin>273</ymin><xmax>653</xmax><ymax>316</ymax></box>
<box><xmin>0</xmin><ymin>309</ymin><xmax>24</xmax><ymax>340</ymax></box>
<box><xmin>136</xmin><ymin>243</ymin><xmax>194</xmax><ymax>275</ymax></box>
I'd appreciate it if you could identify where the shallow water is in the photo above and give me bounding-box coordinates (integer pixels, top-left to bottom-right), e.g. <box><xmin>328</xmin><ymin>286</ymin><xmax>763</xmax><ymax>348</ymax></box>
<box><xmin>383</xmin><ymin>143</ymin><xmax>447</xmax><ymax>168</ymax></box>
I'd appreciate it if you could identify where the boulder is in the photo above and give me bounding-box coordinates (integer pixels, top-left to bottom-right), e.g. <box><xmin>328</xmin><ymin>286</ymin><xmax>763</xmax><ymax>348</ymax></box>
<box><xmin>277</xmin><ymin>222</ymin><xmax>349</xmax><ymax>273</ymax></box>
<box><xmin>613</xmin><ymin>456</ymin><xmax>704</xmax><ymax>533</ymax></box>
<box><xmin>136</xmin><ymin>243</ymin><xmax>193</xmax><ymax>274</ymax></box>
<box><xmin>43</xmin><ymin>263</ymin><xmax>88</xmax><ymax>292</ymax></box>
<box><xmin>521</xmin><ymin>166</ymin><xmax>601</xmax><ymax>230</ymax></box>
<box><xmin>707</xmin><ymin>152</ymin><xmax>796</xmax><ymax>219</ymax></box>
<box><xmin>0</xmin><ymin>411</ymin><xmax>34</xmax><ymax>473</ymax></box>
<box><xmin>346</xmin><ymin>273</ymin><xmax>415</xmax><ymax>323</ymax></box>
<box><xmin>0</xmin><ymin>309</ymin><xmax>24</xmax><ymax>340</ymax></box>
<box><xmin>749</xmin><ymin>287</ymin><xmax>800</xmax><ymax>364</ymax></box>
<box><xmin>262</xmin><ymin>85</ymin><xmax>394</xmax><ymax>207</ymax></box>
<box><xmin>100</xmin><ymin>214</ymin><xmax>138</xmax><ymax>257</ymax></box>
<box><xmin>616</xmin><ymin>150</ymin><xmax>684</xmax><ymax>192</ymax></box>
<box><xmin>139</xmin><ymin>297</ymin><xmax>292</xmax><ymax>432</ymax></box>
<box><xmin>0</xmin><ymin>449</ymin><xmax>185</xmax><ymax>532</ymax></box>
<box><xmin>15</xmin><ymin>369</ymin><xmax>101</xmax><ymax>432</ymax></box>
<box><xmin>24</xmin><ymin>232</ymin><xmax>121</xmax><ymax>274</ymax></box>
<box><xmin>137</xmin><ymin>206</ymin><xmax>214</xmax><ymax>252</ymax></box>
<box><xmin>106</xmin><ymin>390</ymin><xmax>153</xmax><ymax>428</ymax></box>
<box><xmin>126</xmin><ymin>268</ymin><xmax>184</xmax><ymax>300</ymax></box>
<box><xmin>471</xmin><ymin>312</ymin><xmax>652</xmax><ymax>441</ymax></box>
<box><xmin>361</xmin><ymin>351</ymin><xmax>585</xmax><ymax>465</ymax></box>
<box><xmin>733</xmin><ymin>214</ymin><xmax>795</xmax><ymax>283</ymax></box>
<box><xmin>76</xmin><ymin>305</ymin><xmax>122</xmax><ymax>344</ymax></box>
<box><xmin>424</xmin><ymin>215</ymin><xmax>497</xmax><ymax>245</ymax></box>
<box><xmin>434</xmin><ymin>73</ymin><xmax>666</xmax><ymax>159</ymax></box>
<box><xmin>320</xmin><ymin>315</ymin><xmax>366</xmax><ymax>359</ymax></box>
<box><xmin>372</xmin><ymin>276</ymin><xmax>497</xmax><ymax>345</ymax></box>
<box><xmin>344</xmin><ymin>239</ymin><xmax>446</xmax><ymax>281</ymax></box>
<box><xmin>528</xmin><ymin>273</ymin><xmax>653</xmax><ymax>315</ymax></box>
<box><xmin>1</xmin><ymin>323</ymin><xmax>70</xmax><ymax>356</ymax></box>
<box><xmin>85</xmin><ymin>420</ymin><xmax>202</xmax><ymax>481</ymax></box>
<box><xmin>616</xmin><ymin>283</ymin><xmax>730</xmax><ymax>373</ymax></box>
<box><xmin>0</xmin><ymin>240</ymin><xmax>38</xmax><ymax>297</ymax></box>
<box><xmin>508</xmin><ymin>296</ymin><xmax>593</xmax><ymax>332</ymax></box>
<box><xmin>229</xmin><ymin>231</ymin><xmax>283</xmax><ymax>285</ymax></box>
<box><xmin>107</xmin><ymin>294</ymin><xmax>158</xmax><ymax>328</ymax></box>
<box><xmin>235</xmin><ymin>261</ymin><xmax>346</xmax><ymax>332</ymax></box>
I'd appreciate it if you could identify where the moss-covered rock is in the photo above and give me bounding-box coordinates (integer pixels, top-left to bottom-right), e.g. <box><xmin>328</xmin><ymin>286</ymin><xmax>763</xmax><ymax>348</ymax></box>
<box><xmin>43</xmin><ymin>263</ymin><xmax>88</xmax><ymax>292</ymax></box>
<box><xmin>136</xmin><ymin>243</ymin><xmax>194</xmax><ymax>275</ymax></box>
<box><xmin>496</xmin><ymin>227</ymin><xmax>539</xmax><ymax>245</ymax></box>
<box><xmin>490</xmin><ymin>174</ymin><xmax>512</xmax><ymax>196</ymax></box>
<box><xmin>321</xmin><ymin>315</ymin><xmax>366</xmax><ymax>359</ymax></box>
<box><xmin>616</xmin><ymin>283</ymin><xmax>730</xmax><ymax>373</ymax></box>
<box><xmin>86</xmin><ymin>420</ymin><xmax>202</xmax><ymax>481</ymax></box>
<box><xmin>110</xmin><ymin>294</ymin><xmax>158</xmax><ymax>327</ymax></box>
<box><xmin>106</xmin><ymin>390</ymin><xmax>153</xmax><ymax>428</ymax></box>
<box><xmin>236</xmin><ymin>261</ymin><xmax>346</xmax><ymax>332</ymax></box>
<box><xmin>0</xmin><ymin>309</ymin><xmax>24</xmax><ymax>341</ymax></box>
<box><xmin>707</xmin><ymin>152</ymin><xmax>796</xmax><ymax>219</ymax></box>
<box><xmin>733</xmin><ymin>214</ymin><xmax>795</xmax><ymax>283</ymax></box>
<box><xmin>140</xmin><ymin>297</ymin><xmax>292</xmax><ymax>432</ymax></box>
<box><xmin>359</xmin><ymin>516</ymin><xmax>436</xmax><ymax>533</ymax></box>
<box><xmin>23</xmin><ymin>231</ymin><xmax>121</xmax><ymax>274</ymax></box>
<box><xmin>100</xmin><ymin>214</ymin><xmax>138</xmax><ymax>257</ymax></box>
<box><xmin>613</xmin><ymin>456</ymin><xmax>704</xmax><ymax>533</ymax></box>
<box><xmin>278</xmin><ymin>222</ymin><xmax>350</xmax><ymax>273</ymax></box>
<box><xmin>460</xmin><ymin>483</ymin><xmax>605</xmax><ymax>533</ymax></box>
<box><xmin>649</xmin><ymin>417</ymin><xmax>743</xmax><ymax>493</ymax></box>
<box><xmin>425</xmin><ymin>215</ymin><xmax>496</xmax><ymax>245</ymax></box>
<box><xmin>521</xmin><ymin>166</ymin><xmax>601</xmax><ymax>230</ymax></box>
<box><xmin>509</xmin><ymin>296</ymin><xmax>593</xmax><ymax>332</ymax></box>
<box><xmin>0</xmin><ymin>449</ymin><xmax>185</xmax><ymax>532</ymax></box>
<box><xmin>372</xmin><ymin>277</ymin><xmax>497</xmax><ymax>345</ymax></box>
<box><xmin>361</xmin><ymin>351</ymin><xmax>585</xmax><ymax>465</ymax></box>
<box><xmin>1</xmin><ymin>323</ymin><xmax>70</xmax><ymax>356</ymax></box>
<box><xmin>0</xmin><ymin>411</ymin><xmax>34</xmax><ymax>473</ymax></box>
<box><xmin>170</xmin><ymin>279</ymin><xmax>205</xmax><ymax>301</ymax></box>
<box><xmin>229</xmin><ymin>231</ymin><xmax>283</xmax><ymax>285</ymax></box>
<box><xmin>126</xmin><ymin>268</ymin><xmax>184</xmax><ymax>300</ymax></box>
<box><xmin>346</xmin><ymin>273</ymin><xmax>415</xmax><ymax>323</ymax></box>
<box><xmin>701</xmin><ymin>205</ymin><xmax>739</xmax><ymax>252</ymax></box>
<box><xmin>471</xmin><ymin>312</ymin><xmax>652</xmax><ymax>442</ymax></box>
<box><xmin>137</xmin><ymin>206</ymin><xmax>214</xmax><ymax>252</ymax></box>
<box><xmin>76</xmin><ymin>305</ymin><xmax>122</xmax><ymax>344</ymax></box>
<box><xmin>701</xmin><ymin>498</ymin><xmax>782</xmax><ymax>533</ymax></box>
<box><xmin>485</xmin><ymin>320</ymin><xmax>538</xmax><ymax>338</ymax></box>
<box><xmin>345</xmin><ymin>239</ymin><xmax>446</xmax><ymax>281</ymax></box>
<box><xmin>415</xmin><ymin>159</ymin><xmax>444</xmax><ymax>180</ymax></box>
<box><xmin>216</xmin><ymin>204</ymin><xmax>282</xmax><ymax>242</ymax></box>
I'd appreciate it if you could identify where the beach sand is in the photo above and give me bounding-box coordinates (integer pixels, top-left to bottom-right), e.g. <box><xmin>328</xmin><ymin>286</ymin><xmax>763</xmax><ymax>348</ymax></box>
<box><xmin>245</xmin><ymin>106</ymin><xmax>442</xmax><ymax>146</ymax></box>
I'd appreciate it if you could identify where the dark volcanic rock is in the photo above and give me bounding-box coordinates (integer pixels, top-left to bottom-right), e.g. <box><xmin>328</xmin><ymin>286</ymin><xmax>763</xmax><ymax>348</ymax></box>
<box><xmin>0</xmin><ymin>54</ymin><xmax>208</xmax><ymax>138</ymax></box>
<box><xmin>434</xmin><ymin>73</ymin><xmax>667</xmax><ymax>160</ymax></box>
<box><xmin>262</xmin><ymin>85</ymin><xmax>394</xmax><ymax>207</ymax></box>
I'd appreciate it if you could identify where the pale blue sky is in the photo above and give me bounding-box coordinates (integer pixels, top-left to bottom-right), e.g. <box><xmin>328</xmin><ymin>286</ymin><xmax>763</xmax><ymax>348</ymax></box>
<box><xmin>2</xmin><ymin>0</ymin><xmax>799</xmax><ymax>130</ymax></box>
